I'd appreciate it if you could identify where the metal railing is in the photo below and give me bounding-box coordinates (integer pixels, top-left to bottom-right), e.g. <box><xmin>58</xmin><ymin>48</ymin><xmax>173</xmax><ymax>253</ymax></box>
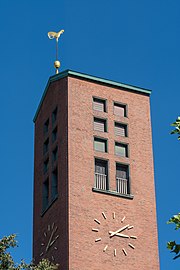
<box><xmin>116</xmin><ymin>177</ymin><xmax>128</xmax><ymax>195</ymax></box>
<box><xmin>95</xmin><ymin>173</ymin><xmax>107</xmax><ymax>190</ymax></box>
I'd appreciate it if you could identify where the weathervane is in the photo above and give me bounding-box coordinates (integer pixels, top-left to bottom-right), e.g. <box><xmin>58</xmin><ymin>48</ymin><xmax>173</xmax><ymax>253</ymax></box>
<box><xmin>48</xmin><ymin>29</ymin><xmax>64</xmax><ymax>74</ymax></box>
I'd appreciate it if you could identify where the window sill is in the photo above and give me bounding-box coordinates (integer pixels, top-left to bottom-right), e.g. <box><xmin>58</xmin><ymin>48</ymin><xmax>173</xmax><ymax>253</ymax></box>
<box><xmin>92</xmin><ymin>188</ymin><xmax>134</xmax><ymax>199</ymax></box>
<box><xmin>41</xmin><ymin>195</ymin><xmax>58</xmax><ymax>217</ymax></box>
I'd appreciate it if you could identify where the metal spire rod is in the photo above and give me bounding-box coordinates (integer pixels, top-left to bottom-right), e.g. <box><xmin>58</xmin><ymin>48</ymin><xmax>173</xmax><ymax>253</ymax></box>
<box><xmin>48</xmin><ymin>29</ymin><xmax>64</xmax><ymax>74</ymax></box>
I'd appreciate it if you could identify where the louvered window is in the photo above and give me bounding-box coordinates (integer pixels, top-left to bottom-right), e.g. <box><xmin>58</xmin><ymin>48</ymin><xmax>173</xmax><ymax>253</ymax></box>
<box><xmin>114</xmin><ymin>103</ymin><xmax>126</xmax><ymax>117</ymax></box>
<box><xmin>115</xmin><ymin>122</ymin><xmax>127</xmax><ymax>137</ymax></box>
<box><xmin>94</xmin><ymin>118</ymin><xmax>107</xmax><ymax>132</ymax></box>
<box><xmin>115</xmin><ymin>142</ymin><xmax>128</xmax><ymax>157</ymax></box>
<box><xmin>94</xmin><ymin>137</ymin><xmax>107</xmax><ymax>152</ymax></box>
<box><xmin>93</xmin><ymin>97</ymin><xmax>106</xmax><ymax>112</ymax></box>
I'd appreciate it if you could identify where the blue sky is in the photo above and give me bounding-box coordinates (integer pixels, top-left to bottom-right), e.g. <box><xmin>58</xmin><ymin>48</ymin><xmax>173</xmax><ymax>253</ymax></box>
<box><xmin>0</xmin><ymin>1</ymin><xmax>180</xmax><ymax>269</ymax></box>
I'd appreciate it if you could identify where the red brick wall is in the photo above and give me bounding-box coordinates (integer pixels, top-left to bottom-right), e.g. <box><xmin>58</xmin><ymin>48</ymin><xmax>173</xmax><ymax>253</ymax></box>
<box><xmin>33</xmin><ymin>77</ymin><xmax>69</xmax><ymax>269</ymax></box>
<box><xmin>68</xmin><ymin>76</ymin><xmax>159</xmax><ymax>270</ymax></box>
<box><xmin>33</xmin><ymin>74</ymin><xmax>159</xmax><ymax>270</ymax></box>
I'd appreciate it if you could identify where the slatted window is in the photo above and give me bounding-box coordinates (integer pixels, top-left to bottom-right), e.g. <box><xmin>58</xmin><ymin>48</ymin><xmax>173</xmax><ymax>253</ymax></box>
<box><xmin>115</xmin><ymin>142</ymin><xmax>128</xmax><ymax>157</ymax></box>
<box><xmin>94</xmin><ymin>137</ymin><xmax>107</xmax><ymax>152</ymax></box>
<box><xmin>115</xmin><ymin>122</ymin><xmax>127</xmax><ymax>137</ymax></box>
<box><xmin>93</xmin><ymin>97</ymin><xmax>106</xmax><ymax>112</ymax></box>
<box><xmin>94</xmin><ymin>118</ymin><xmax>107</xmax><ymax>132</ymax></box>
<box><xmin>114</xmin><ymin>103</ymin><xmax>127</xmax><ymax>117</ymax></box>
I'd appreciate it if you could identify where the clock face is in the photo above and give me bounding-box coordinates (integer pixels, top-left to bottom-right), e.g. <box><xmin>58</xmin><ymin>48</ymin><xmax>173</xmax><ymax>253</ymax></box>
<box><xmin>92</xmin><ymin>212</ymin><xmax>137</xmax><ymax>257</ymax></box>
<box><xmin>40</xmin><ymin>223</ymin><xmax>59</xmax><ymax>261</ymax></box>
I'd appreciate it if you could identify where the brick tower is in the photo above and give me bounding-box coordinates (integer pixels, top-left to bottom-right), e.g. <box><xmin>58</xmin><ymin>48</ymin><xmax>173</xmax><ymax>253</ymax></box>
<box><xmin>33</xmin><ymin>70</ymin><xmax>160</xmax><ymax>270</ymax></box>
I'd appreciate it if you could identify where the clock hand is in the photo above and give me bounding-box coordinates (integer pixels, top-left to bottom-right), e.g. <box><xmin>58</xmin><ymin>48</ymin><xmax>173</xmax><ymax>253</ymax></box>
<box><xmin>49</xmin><ymin>235</ymin><xmax>59</xmax><ymax>247</ymax></box>
<box><xmin>46</xmin><ymin>229</ymin><xmax>55</xmax><ymax>252</ymax></box>
<box><xmin>109</xmin><ymin>231</ymin><xmax>129</xmax><ymax>238</ymax></box>
<box><xmin>109</xmin><ymin>224</ymin><xmax>129</xmax><ymax>238</ymax></box>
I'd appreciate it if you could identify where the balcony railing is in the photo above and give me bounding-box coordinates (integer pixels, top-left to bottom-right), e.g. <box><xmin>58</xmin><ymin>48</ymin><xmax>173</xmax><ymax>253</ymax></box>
<box><xmin>116</xmin><ymin>177</ymin><xmax>128</xmax><ymax>195</ymax></box>
<box><xmin>95</xmin><ymin>173</ymin><xmax>107</xmax><ymax>190</ymax></box>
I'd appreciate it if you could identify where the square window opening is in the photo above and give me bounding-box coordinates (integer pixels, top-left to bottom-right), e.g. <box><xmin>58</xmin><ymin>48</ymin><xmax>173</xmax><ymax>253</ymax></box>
<box><xmin>93</xmin><ymin>97</ymin><xmax>106</xmax><ymax>112</ymax></box>
<box><xmin>52</xmin><ymin>107</ymin><xmax>58</xmax><ymax>124</ymax></box>
<box><xmin>43</xmin><ymin>138</ymin><xmax>49</xmax><ymax>154</ymax></box>
<box><xmin>52</xmin><ymin>127</ymin><xmax>58</xmax><ymax>143</ymax></box>
<box><xmin>115</xmin><ymin>122</ymin><xmax>127</xmax><ymax>137</ymax></box>
<box><xmin>114</xmin><ymin>103</ymin><xmax>127</xmax><ymax>117</ymax></box>
<box><xmin>44</xmin><ymin>158</ymin><xmax>49</xmax><ymax>174</ymax></box>
<box><xmin>44</xmin><ymin>119</ymin><xmax>49</xmax><ymax>135</ymax></box>
<box><xmin>94</xmin><ymin>137</ymin><xmax>107</xmax><ymax>152</ymax></box>
<box><xmin>94</xmin><ymin>117</ymin><xmax>107</xmax><ymax>132</ymax></box>
<box><xmin>52</xmin><ymin>168</ymin><xmax>58</xmax><ymax>200</ymax></box>
<box><xmin>52</xmin><ymin>146</ymin><xmax>58</xmax><ymax>163</ymax></box>
<box><xmin>115</xmin><ymin>142</ymin><xmax>128</xmax><ymax>157</ymax></box>
<box><xmin>42</xmin><ymin>178</ymin><xmax>49</xmax><ymax>211</ymax></box>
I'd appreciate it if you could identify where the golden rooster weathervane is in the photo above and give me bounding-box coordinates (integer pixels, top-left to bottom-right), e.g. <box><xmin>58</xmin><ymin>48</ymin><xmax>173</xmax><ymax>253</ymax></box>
<box><xmin>48</xmin><ymin>29</ymin><xmax>64</xmax><ymax>74</ymax></box>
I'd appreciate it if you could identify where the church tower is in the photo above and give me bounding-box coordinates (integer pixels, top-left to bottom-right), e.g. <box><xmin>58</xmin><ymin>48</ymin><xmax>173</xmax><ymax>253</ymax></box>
<box><xmin>33</xmin><ymin>70</ymin><xmax>160</xmax><ymax>270</ymax></box>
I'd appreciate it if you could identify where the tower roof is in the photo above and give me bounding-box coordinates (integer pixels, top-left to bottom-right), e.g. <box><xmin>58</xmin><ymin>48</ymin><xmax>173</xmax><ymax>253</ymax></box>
<box><xmin>33</xmin><ymin>69</ymin><xmax>151</xmax><ymax>122</ymax></box>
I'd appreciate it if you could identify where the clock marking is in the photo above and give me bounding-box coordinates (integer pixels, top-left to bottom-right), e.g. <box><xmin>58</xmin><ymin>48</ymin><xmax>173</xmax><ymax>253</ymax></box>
<box><xmin>121</xmin><ymin>216</ymin><xmax>126</xmax><ymax>223</ymax></box>
<box><xmin>128</xmin><ymin>225</ymin><xmax>134</xmax><ymax>230</ymax></box>
<box><xmin>122</xmin><ymin>248</ymin><xmax>127</xmax><ymax>256</ymax></box>
<box><xmin>114</xmin><ymin>248</ymin><xmax>117</xmax><ymax>256</ymax></box>
<box><xmin>102</xmin><ymin>212</ymin><xmax>107</xmax><ymax>219</ymax></box>
<box><xmin>103</xmin><ymin>245</ymin><xmax>108</xmax><ymax>252</ymax></box>
<box><xmin>130</xmin><ymin>235</ymin><xmax>137</xmax><ymax>239</ymax></box>
<box><xmin>94</xmin><ymin>218</ymin><xmax>100</xmax><ymax>225</ymax></box>
<box><xmin>113</xmin><ymin>212</ymin><xmax>115</xmax><ymax>219</ymax></box>
<box><xmin>40</xmin><ymin>252</ymin><xmax>44</xmax><ymax>256</ymax></box>
<box><xmin>128</xmin><ymin>243</ymin><xmax>135</xmax><ymax>249</ymax></box>
<box><xmin>95</xmin><ymin>238</ymin><xmax>101</xmax><ymax>242</ymax></box>
<box><xmin>92</xmin><ymin>228</ymin><xmax>99</xmax><ymax>232</ymax></box>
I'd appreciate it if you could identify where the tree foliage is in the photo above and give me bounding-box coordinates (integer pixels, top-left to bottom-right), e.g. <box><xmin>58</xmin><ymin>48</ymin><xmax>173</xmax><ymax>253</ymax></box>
<box><xmin>171</xmin><ymin>116</ymin><xmax>180</xmax><ymax>140</ymax></box>
<box><xmin>0</xmin><ymin>234</ymin><xmax>58</xmax><ymax>269</ymax></box>
<box><xmin>167</xmin><ymin>117</ymin><xmax>180</xmax><ymax>259</ymax></box>
<box><xmin>167</xmin><ymin>214</ymin><xmax>180</xmax><ymax>259</ymax></box>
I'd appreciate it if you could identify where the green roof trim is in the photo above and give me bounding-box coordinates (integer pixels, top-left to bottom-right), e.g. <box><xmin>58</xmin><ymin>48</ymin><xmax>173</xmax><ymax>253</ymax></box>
<box><xmin>33</xmin><ymin>69</ymin><xmax>152</xmax><ymax>122</ymax></box>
